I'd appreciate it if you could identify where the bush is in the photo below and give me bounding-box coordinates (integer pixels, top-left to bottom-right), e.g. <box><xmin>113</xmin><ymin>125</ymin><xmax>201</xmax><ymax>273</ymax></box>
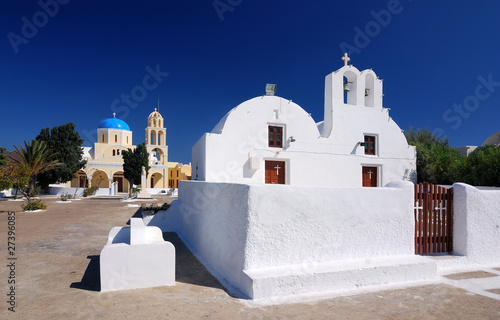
<box><xmin>131</xmin><ymin>187</ymin><xmax>140</xmax><ymax>197</ymax></box>
<box><xmin>21</xmin><ymin>199</ymin><xmax>47</xmax><ymax>211</ymax></box>
<box><xmin>83</xmin><ymin>186</ymin><xmax>98</xmax><ymax>197</ymax></box>
<box><xmin>60</xmin><ymin>193</ymin><xmax>73</xmax><ymax>201</ymax></box>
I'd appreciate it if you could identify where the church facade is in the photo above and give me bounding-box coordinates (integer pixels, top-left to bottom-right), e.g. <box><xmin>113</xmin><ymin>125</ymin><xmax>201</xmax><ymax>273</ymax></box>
<box><xmin>70</xmin><ymin>109</ymin><xmax>191</xmax><ymax>192</ymax></box>
<box><xmin>192</xmin><ymin>55</ymin><xmax>416</xmax><ymax>187</ymax></box>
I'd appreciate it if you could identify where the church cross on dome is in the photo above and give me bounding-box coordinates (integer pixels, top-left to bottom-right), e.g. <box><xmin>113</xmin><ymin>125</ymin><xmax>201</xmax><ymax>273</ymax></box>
<box><xmin>342</xmin><ymin>53</ymin><xmax>350</xmax><ymax>66</ymax></box>
<box><xmin>113</xmin><ymin>112</ymin><xmax>116</xmax><ymax>117</ymax></box>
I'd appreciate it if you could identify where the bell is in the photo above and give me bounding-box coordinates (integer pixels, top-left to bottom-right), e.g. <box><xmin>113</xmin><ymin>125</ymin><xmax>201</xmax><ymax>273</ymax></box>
<box><xmin>343</xmin><ymin>82</ymin><xmax>350</xmax><ymax>92</ymax></box>
<box><xmin>365</xmin><ymin>89</ymin><xmax>369</xmax><ymax>97</ymax></box>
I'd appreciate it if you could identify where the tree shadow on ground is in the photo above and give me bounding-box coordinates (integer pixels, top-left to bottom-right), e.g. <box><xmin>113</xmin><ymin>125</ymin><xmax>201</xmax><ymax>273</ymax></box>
<box><xmin>70</xmin><ymin>255</ymin><xmax>100</xmax><ymax>291</ymax></box>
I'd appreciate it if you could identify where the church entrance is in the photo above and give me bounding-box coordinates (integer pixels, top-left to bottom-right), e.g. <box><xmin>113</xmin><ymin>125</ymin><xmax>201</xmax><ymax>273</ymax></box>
<box><xmin>362</xmin><ymin>166</ymin><xmax>378</xmax><ymax>187</ymax></box>
<box><xmin>265</xmin><ymin>161</ymin><xmax>285</xmax><ymax>184</ymax></box>
<box><xmin>79</xmin><ymin>176</ymin><xmax>88</xmax><ymax>188</ymax></box>
<box><xmin>113</xmin><ymin>177</ymin><xmax>124</xmax><ymax>192</ymax></box>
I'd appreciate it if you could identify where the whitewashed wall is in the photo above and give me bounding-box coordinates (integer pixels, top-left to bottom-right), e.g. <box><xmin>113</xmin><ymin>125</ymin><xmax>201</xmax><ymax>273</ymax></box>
<box><xmin>149</xmin><ymin>180</ymin><xmax>422</xmax><ymax>298</ymax></box>
<box><xmin>192</xmin><ymin>94</ymin><xmax>416</xmax><ymax>188</ymax></box>
<box><xmin>453</xmin><ymin>183</ymin><xmax>500</xmax><ymax>265</ymax></box>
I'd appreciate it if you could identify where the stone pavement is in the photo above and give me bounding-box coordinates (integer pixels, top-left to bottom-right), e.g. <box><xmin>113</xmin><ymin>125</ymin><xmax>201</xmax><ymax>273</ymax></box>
<box><xmin>0</xmin><ymin>195</ymin><xmax>499</xmax><ymax>319</ymax></box>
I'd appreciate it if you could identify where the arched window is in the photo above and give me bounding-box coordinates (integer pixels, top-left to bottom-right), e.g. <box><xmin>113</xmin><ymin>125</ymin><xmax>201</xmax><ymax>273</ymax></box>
<box><xmin>364</xmin><ymin>73</ymin><xmax>375</xmax><ymax>107</ymax></box>
<box><xmin>115</xmin><ymin>135</ymin><xmax>117</xmax><ymax>143</ymax></box>
<box><xmin>113</xmin><ymin>150</ymin><xmax>116</xmax><ymax>156</ymax></box>
<box><xmin>343</xmin><ymin>71</ymin><xmax>357</xmax><ymax>105</ymax></box>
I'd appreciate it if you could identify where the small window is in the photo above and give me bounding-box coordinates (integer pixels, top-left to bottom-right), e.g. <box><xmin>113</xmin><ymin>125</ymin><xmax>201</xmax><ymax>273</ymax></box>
<box><xmin>127</xmin><ymin>136</ymin><xmax>129</xmax><ymax>144</ymax></box>
<box><xmin>364</xmin><ymin>135</ymin><xmax>376</xmax><ymax>155</ymax></box>
<box><xmin>117</xmin><ymin>149</ymin><xmax>120</xmax><ymax>155</ymax></box>
<box><xmin>115</xmin><ymin>135</ymin><xmax>117</xmax><ymax>143</ymax></box>
<box><xmin>112</xmin><ymin>150</ymin><xmax>116</xmax><ymax>156</ymax></box>
<box><xmin>268</xmin><ymin>126</ymin><xmax>283</xmax><ymax>148</ymax></box>
<box><xmin>102</xmin><ymin>135</ymin><xmax>104</xmax><ymax>142</ymax></box>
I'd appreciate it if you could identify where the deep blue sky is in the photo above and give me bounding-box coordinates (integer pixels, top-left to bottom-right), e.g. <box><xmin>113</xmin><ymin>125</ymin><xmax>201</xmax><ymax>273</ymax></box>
<box><xmin>1</xmin><ymin>1</ymin><xmax>500</xmax><ymax>164</ymax></box>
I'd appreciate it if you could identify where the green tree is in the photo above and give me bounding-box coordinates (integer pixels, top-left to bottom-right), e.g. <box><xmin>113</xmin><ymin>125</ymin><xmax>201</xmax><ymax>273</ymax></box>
<box><xmin>12</xmin><ymin>140</ymin><xmax>60</xmax><ymax>197</ymax></box>
<box><xmin>0</xmin><ymin>147</ymin><xmax>10</xmax><ymax>190</ymax></box>
<box><xmin>461</xmin><ymin>145</ymin><xmax>500</xmax><ymax>187</ymax></box>
<box><xmin>36</xmin><ymin>123</ymin><xmax>86</xmax><ymax>189</ymax></box>
<box><xmin>0</xmin><ymin>147</ymin><xmax>6</xmax><ymax>166</ymax></box>
<box><xmin>0</xmin><ymin>162</ymin><xmax>31</xmax><ymax>199</ymax></box>
<box><xmin>122</xmin><ymin>143</ymin><xmax>150</xmax><ymax>196</ymax></box>
<box><xmin>405</xmin><ymin>127</ymin><xmax>464</xmax><ymax>184</ymax></box>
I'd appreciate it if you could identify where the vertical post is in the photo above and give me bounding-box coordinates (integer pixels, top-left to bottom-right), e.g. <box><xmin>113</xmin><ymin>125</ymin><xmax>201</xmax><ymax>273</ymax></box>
<box><xmin>448</xmin><ymin>188</ymin><xmax>454</xmax><ymax>254</ymax></box>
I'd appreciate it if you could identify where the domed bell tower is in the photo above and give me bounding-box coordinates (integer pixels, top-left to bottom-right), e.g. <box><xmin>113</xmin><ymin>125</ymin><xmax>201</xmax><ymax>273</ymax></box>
<box><xmin>145</xmin><ymin>108</ymin><xmax>168</xmax><ymax>165</ymax></box>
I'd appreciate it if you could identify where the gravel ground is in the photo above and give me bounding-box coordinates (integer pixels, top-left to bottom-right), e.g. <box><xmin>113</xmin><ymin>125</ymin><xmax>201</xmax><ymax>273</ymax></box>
<box><xmin>1</xmin><ymin>195</ymin><xmax>499</xmax><ymax>319</ymax></box>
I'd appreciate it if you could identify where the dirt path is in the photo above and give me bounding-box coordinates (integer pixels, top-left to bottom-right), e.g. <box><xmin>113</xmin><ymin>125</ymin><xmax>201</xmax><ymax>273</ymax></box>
<box><xmin>1</xmin><ymin>196</ymin><xmax>499</xmax><ymax>319</ymax></box>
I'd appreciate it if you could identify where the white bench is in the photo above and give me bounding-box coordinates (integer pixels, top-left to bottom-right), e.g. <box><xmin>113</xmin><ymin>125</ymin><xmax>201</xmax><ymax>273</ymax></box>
<box><xmin>100</xmin><ymin>218</ymin><xmax>175</xmax><ymax>291</ymax></box>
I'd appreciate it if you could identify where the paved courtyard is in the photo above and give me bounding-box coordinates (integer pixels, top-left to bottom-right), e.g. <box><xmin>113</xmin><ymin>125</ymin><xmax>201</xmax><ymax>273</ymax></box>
<box><xmin>1</xmin><ymin>195</ymin><xmax>499</xmax><ymax>319</ymax></box>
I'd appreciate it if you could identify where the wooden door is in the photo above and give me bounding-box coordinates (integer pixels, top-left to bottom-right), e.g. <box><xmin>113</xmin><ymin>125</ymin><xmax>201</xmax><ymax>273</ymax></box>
<box><xmin>151</xmin><ymin>177</ymin><xmax>155</xmax><ymax>188</ymax></box>
<box><xmin>113</xmin><ymin>177</ymin><xmax>123</xmax><ymax>192</ymax></box>
<box><xmin>265</xmin><ymin>161</ymin><xmax>285</xmax><ymax>184</ymax></box>
<box><xmin>79</xmin><ymin>176</ymin><xmax>88</xmax><ymax>188</ymax></box>
<box><xmin>362</xmin><ymin>166</ymin><xmax>378</xmax><ymax>187</ymax></box>
<box><xmin>414</xmin><ymin>182</ymin><xmax>453</xmax><ymax>254</ymax></box>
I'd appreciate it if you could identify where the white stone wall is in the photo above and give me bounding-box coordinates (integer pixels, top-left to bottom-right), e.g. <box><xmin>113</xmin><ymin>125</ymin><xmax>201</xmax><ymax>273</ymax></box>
<box><xmin>192</xmin><ymin>94</ymin><xmax>416</xmax><ymax>187</ymax></box>
<box><xmin>150</xmin><ymin>180</ymin><xmax>417</xmax><ymax>298</ymax></box>
<box><xmin>453</xmin><ymin>183</ymin><xmax>500</xmax><ymax>265</ymax></box>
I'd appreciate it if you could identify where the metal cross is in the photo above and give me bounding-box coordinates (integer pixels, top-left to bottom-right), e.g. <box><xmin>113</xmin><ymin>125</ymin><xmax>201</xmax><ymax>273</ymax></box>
<box><xmin>113</xmin><ymin>112</ymin><xmax>116</xmax><ymax>117</ymax></box>
<box><xmin>367</xmin><ymin>170</ymin><xmax>373</xmax><ymax>179</ymax></box>
<box><xmin>342</xmin><ymin>53</ymin><xmax>350</xmax><ymax>66</ymax></box>
<box><xmin>274</xmin><ymin>165</ymin><xmax>281</xmax><ymax>176</ymax></box>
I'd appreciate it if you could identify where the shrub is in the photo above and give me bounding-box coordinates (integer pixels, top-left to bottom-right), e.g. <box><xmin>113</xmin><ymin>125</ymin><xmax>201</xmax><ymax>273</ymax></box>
<box><xmin>83</xmin><ymin>186</ymin><xmax>98</xmax><ymax>197</ymax></box>
<box><xmin>60</xmin><ymin>193</ymin><xmax>72</xmax><ymax>201</ymax></box>
<box><xmin>21</xmin><ymin>199</ymin><xmax>47</xmax><ymax>211</ymax></box>
<box><xmin>131</xmin><ymin>187</ymin><xmax>140</xmax><ymax>197</ymax></box>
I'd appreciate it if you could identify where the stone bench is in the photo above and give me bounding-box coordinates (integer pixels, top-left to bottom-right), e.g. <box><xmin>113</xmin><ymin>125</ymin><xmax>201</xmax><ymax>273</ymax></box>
<box><xmin>100</xmin><ymin>218</ymin><xmax>175</xmax><ymax>292</ymax></box>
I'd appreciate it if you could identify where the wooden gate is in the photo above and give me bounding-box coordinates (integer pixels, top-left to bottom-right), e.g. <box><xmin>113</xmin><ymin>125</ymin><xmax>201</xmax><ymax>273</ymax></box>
<box><xmin>414</xmin><ymin>182</ymin><xmax>453</xmax><ymax>255</ymax></box>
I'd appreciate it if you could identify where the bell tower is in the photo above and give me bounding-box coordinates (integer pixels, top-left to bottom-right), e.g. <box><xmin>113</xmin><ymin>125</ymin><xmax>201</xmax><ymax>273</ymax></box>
<box><xmin>145</xmin><ymin>108</ymin><xmax>168</xmax><ymax>165</ymax></box>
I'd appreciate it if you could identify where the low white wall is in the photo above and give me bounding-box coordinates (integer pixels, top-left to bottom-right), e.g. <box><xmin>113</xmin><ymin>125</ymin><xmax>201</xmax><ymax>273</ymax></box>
<box><xmin>244</xmin><ymin>181</ymin><xmax>415</xmax><ymax>270</ymax></box>
<box><xmin>150</xmin><ymin>180</ymin><xmax>416</xmax><ymax>298</ymax></box>
<box><xmin>453</xmin><ymin>183</ymin><xmax>500</xmax><ymax>265</ymax></box>
<box><xmin>48</xmin><ymin>187</ymin><xmax>85</xmax><ymax>196</ymax></box>
<box><xmin>145</xmin><ymin>188</ymin><xmax>176</xmax><ymax>195</ymax></box>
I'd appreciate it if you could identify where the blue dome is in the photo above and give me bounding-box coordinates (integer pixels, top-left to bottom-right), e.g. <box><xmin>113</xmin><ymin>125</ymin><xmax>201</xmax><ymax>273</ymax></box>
<box><xmin>99</xmin><ymin>117</ymin><xmax>130</xmax><ymax>131</ymax></box>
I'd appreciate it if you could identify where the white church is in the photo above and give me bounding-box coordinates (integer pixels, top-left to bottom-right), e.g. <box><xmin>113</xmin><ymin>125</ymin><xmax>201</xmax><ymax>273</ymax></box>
<box><xmin>145</xmin><ymin>55</ymin><xmax>429</xmax><ymax>300</ymax></box>
<box><xmin>192</xmin><ymin>53</ymin><xmax>416</xmax><ymax>187</ymax></box>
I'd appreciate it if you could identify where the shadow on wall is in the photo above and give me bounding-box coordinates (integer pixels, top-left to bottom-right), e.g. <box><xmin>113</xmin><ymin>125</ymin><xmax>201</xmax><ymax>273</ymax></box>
<box><xmin>403</xmin><ymin>168</ymin><xmax>417</xmax><ymax>182</ymax></box>
<box><xmin>162</xmin><ymin>232</ymin><xmax>236</xmax><ymax>295</ymax></box>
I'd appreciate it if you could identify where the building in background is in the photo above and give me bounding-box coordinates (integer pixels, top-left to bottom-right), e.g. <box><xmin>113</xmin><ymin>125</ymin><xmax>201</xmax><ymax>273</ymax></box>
<box><xmin>70</xmin><ymin>109</ymin><xmax>191</xmax><ymax>192</ymax></box>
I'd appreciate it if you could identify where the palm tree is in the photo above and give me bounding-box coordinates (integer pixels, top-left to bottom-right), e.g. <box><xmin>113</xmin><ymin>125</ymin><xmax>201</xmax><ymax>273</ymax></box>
<box><xmin>12</xmin><ymin>140</ymin><xmax>60</xmax><ymax>197</ymax></box>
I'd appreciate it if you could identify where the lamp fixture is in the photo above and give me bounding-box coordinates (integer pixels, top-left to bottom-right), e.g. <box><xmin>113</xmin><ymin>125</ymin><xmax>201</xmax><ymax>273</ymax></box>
<box><xmin>265</xmin><ymin>83</ymin><xmax>277</xmax><ymax>96</ymax></box>
<box><xmin>365</xmin><ymin>89</ymin><xmax>369</xmax><ymax>96</ymax></box>
<box><xmin>290</xmin><ymin>136</ymin><xmax>296</xmax><ymax>142</ymax></box>
<box><xmin>358</xmin><ymin>142</ymin><xmax>366</xmax><ymax>146</ymax></box>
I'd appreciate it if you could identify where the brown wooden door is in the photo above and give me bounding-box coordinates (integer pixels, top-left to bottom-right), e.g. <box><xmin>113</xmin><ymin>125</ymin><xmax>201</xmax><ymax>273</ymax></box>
<box><xmin>79</xmin><ymin>176</ymin><xmax>88</xmax><ymax>188</ymax></box>
<box><xmin>265</xmin><ymin>161</ymin><xmax>285</xmax><ymax>184</ymax></box>
<box><xmin>362</xmin><ymin>166</ymin><xmax>378</xmax><ymax>187</ymax></box>
<box><xmin>113</xmin><ymin>177</ymin><xmax>123</xmax><ymax>192</ymax></box>
<box><xmin>414</xmin><ymin>182</ymin><xmax>453</xmax><ymax>255</ymax></box>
